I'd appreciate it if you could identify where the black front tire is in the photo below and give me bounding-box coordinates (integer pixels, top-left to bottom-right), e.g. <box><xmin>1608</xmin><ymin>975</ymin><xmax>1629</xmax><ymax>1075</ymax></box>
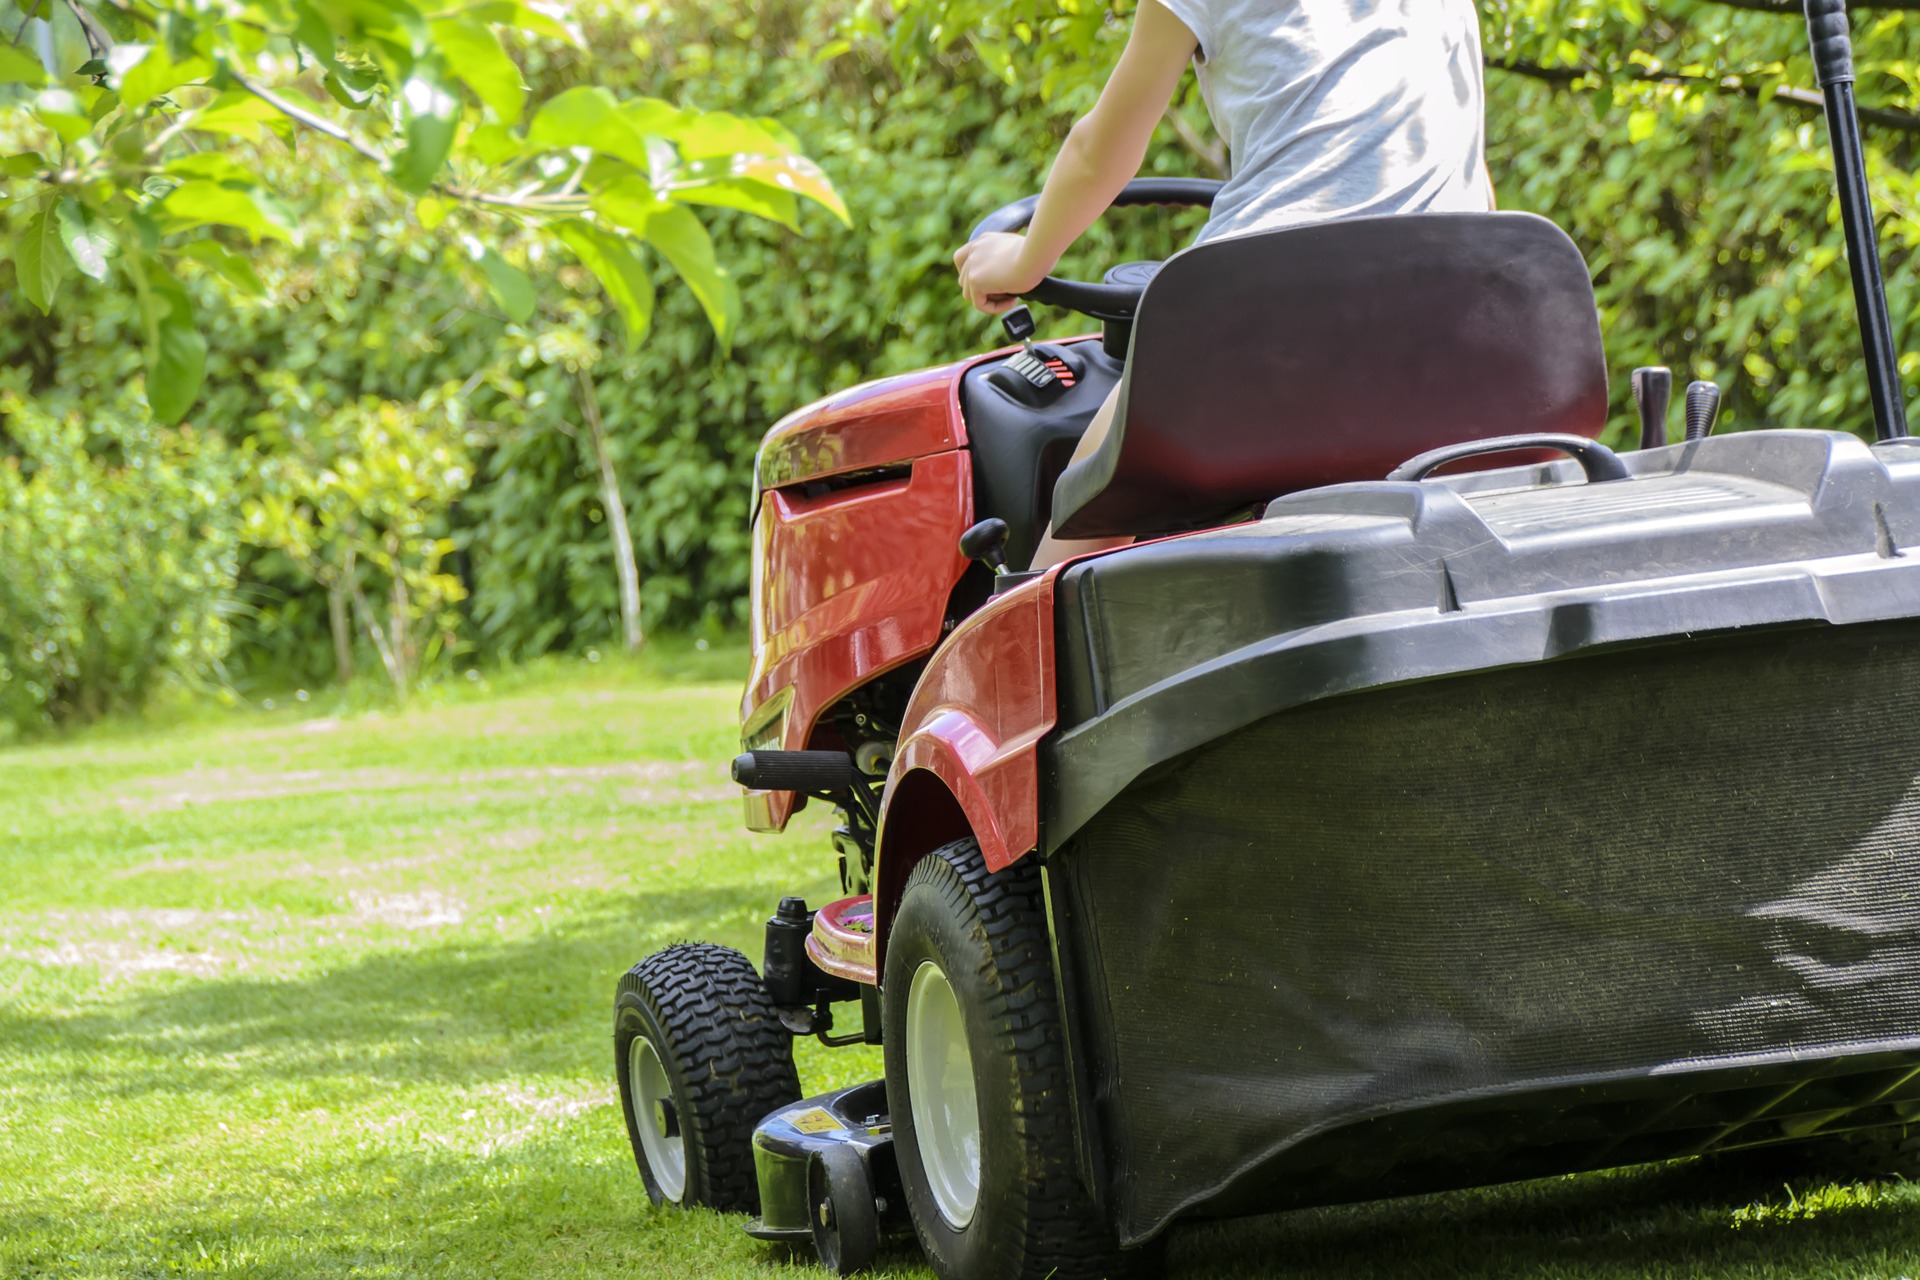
<box><xmin>615</xmin><ymin>942</ymin><xmax>801</xmax><ymax>1211</ymax></box>
<box><xmin>882</xmin><ymin>838</ymin><xmax>1134</xmax><ymax>1280</ymax></box>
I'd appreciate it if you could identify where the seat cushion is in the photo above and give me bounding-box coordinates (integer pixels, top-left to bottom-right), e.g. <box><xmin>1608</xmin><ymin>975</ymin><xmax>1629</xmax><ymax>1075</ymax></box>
<box><xmin>1051</xmin><ymin>212</ymin><xmax>1608</xmax><ymax>539</ymax></box>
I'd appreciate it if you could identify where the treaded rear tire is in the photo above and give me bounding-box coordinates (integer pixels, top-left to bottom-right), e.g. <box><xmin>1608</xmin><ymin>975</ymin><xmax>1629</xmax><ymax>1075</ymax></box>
<box><xmin>615</xmin><ymin>942</ymin><xmax>801</xmax><ymax>1211</ymax></box>
<box><xmin>883</xmin><ymin>837</ymin><xmax>1137</xmax><ymax>1280</ymax></box>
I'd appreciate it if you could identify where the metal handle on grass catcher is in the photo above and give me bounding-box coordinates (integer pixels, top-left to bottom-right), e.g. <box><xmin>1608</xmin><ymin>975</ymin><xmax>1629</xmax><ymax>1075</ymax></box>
<box><xmin>1388</xmin><ymin>434</ymin><xmax>1631</xmax><ymax>485</ymax></box>
<box><xmin>1804</xmin><ymin>0</ymin><xmax>1910</xmax><ymax>441</ymax></box>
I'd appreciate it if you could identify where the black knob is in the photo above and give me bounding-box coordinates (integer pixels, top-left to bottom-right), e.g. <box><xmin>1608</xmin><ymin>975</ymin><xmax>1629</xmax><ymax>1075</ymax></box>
<box><xmin>1631</xmin><ymin>367</ymin><xmax>1671</xmax><ymax>450</ymax></box>
<box><xmin>1001</xmin><ymin>306</ymin><xmax>1036</xmax><ymax>346</ymax></box>
<box><xmin>959</xmin><ymin>518</ymin><xmax>1011</xmax><ymax>574</ymax></box>
<box><xmin>1685</xmin><ymin>381</ymin><xmax>1723</xmax><ymax>441</ymax></box>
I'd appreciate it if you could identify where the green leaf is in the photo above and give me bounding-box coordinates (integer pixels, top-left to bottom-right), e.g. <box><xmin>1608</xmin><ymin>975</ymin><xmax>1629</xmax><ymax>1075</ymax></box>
<box><xmin>34</xmin><ymin>105</ymin><xmax>93</xmax><ymax>146</ymax></box>
<box><xmin>415</xmin><ymin>194</ymin><xmax>451</xmax><ymax>230</ymax></box>
<box><xmin>189</xmin><ymin>92</ymin><xmax>287</xmax><ymax>143</ymax></box>
<box><xmin>0</xmin><ymin>45</ymin><xmax>47</xmax><ymax>88</ymax></box>
<box><xmin>464</xmin><ymin>1</ymin><xmax>580</xmax><ymax>47</ymax></box>
<box><xmin>158</xmin><ymin>180</ymin><xmax>297</xmax><ymax>244</ymax></box>
<box><xmin>681</xmin><ymin>154</ymin><xmax>849</xmax><ymax>225</ymax></box>
<box><xmin>670</xmin><ymin>180</ymin><xmax>798</xmax><ymax>232</ymax></box>
<box><xmin>641</xmin><ymin>203</ymin><xmax>739</xmax><ymax>348</ymax></box>
<box><xmin>165</xmin><ymin>153</ymin><xmax>260</xmax><ymax>184</ymax></box>
<box><xmin>56</xmin><ymin>198</ymin><xmax>113</xmax><ymax>282</ymax></box>
<box><xmin>656</xmin><ymin>110</ymin><xmax>790</xmax><ymax>160</ymax></box>
<box><xmin>117</xmin><ymin>44</ymin><xmax>212</xmax><ymax>111</ymax></box>
<box><xmin>320</xmin><ymin>72</ymin><xmax>375</xmax><ymax>109</ymax></box>
<box><xmin>13</xmin><ymin>198</ymin><xmax>65</xmax><ymax>314</ymax></box>
<box><xmin>174</xmin><ymin>239</ymin><xmax>267</xmax><ymax>296</ymax></box>
<box><xmin>464</xmin><ymin>121</ymin><xmax>519</xmax><ymax>165</ymax></box>
<box><xmin>391</xmin><ymin>61</ymin><xmax>461</xmax><ymax>194</ymax></box>
<box><xmin>526</xmin><ymin>86</ymin><xmax>652</xmax><ymax>170</ymax></box>
<box><xmin>1</xmin><ymin>152</ymin><xmax>46</xmax><ymax>179</ymax></box>
<box><xmin>554</xmin><ymin>220</ymin><xmax>653</xmax><ymax>351</ymax></box>
<box><xmin>588</xmin><ymin>174</ymin><xmax>664</xmax><ymax>237</ymax></box>
<box><xmin>465</xmin><ymin>237</ymin><xmax>535</xmax><ymax>322</ymax></box>
<box><xmin>139</xmin><ymin>262</ymin><xmax>207</xmax><ymax>425</ymax></box>
<box><xmin>158</xmin><ymin>10</ymin><xmax>196</xmax><ymax>63</ymax></box>
<box><xmin>429</xmin><ymin>17</ymin><xmax>525</xmax><ymax>123</ymax></box>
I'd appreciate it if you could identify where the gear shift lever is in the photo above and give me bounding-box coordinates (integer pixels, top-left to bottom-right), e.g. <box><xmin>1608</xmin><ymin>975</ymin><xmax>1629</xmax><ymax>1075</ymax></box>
<box><xmin>959</xmin><ymin>518</ymin><xmax>1011</xmax><ymax>576</ymax></box>
<box><xmin>1632</xmin><ymin>367</ymin><xmax>1672</xmax><ymax>450</ymax></box>
<box><xmin>1685</xmin><ymin>381</ymin><xmax>1723</xmax><ymax>441</ymax></box>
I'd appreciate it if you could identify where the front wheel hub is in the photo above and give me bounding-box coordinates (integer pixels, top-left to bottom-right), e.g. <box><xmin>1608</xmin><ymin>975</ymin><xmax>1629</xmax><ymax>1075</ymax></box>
<box><xmin>629</xmin><ymin>1034</ymin><xmax>687</xmax><ymax>1201</ymax></box>
<box><xmin>906</xmin><ymin>958</ymin><xmax>982</xmax><ymax>1228</ymax></box>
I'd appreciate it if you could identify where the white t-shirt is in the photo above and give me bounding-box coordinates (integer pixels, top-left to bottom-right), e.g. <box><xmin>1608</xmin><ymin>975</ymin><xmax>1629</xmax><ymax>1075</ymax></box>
<box><xmin>1155</xmin><ymin>0</ymin><xmax>1493</xmax><ymax>243</ymax></box>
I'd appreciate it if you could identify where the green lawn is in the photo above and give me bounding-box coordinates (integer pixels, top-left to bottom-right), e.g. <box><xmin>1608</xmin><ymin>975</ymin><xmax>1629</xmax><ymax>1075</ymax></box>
<box><xmin>4</xmin><ymin>648</ymin><xmax>1920</xmax><ymax>1278</ymax></box>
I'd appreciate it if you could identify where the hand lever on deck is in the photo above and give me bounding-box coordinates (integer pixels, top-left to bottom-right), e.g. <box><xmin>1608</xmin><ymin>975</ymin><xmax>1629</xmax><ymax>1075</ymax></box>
<box><xmin>1685</xmin><ymin>381</ymin><xmax>1723</xmax><ymax>441</ymax></box>
<box><xmin>1632</xmin><ymin>367</ymin><xmax>1672</xmax><ymax>450</ymax></box>
<box><xmin>960</xmin><ymin>518</ymin><xmax>1012</xmax><ymax>576</ymax></box>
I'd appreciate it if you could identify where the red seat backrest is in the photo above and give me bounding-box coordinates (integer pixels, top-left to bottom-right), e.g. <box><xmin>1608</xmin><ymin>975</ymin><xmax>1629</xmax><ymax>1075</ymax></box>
<box><xmin>1051</xmin><ymin>212</ymin><xmax>1609</xmax><ymax>539</ymax></box>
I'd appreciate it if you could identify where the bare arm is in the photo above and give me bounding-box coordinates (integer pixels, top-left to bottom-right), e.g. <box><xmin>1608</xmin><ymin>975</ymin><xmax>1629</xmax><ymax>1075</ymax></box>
<box><xmin>955</xmin><ymin>1</ymin><xmax>1199</xmax><ymax>313</ymax></box>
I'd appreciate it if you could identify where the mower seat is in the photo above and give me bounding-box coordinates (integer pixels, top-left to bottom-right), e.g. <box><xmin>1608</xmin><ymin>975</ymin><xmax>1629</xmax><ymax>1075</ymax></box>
<box><xmin>1050</xmin><ymin>212</ymin><xmax>1609</xmax><ymax>540</ymax></box>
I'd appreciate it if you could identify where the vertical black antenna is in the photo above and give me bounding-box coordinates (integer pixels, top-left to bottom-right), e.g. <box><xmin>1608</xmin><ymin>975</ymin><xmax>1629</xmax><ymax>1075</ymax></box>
<box><xmin>1805</xmin><ymin>0</ymin><xmax>1909</xmax><ymax>440</ymax></box>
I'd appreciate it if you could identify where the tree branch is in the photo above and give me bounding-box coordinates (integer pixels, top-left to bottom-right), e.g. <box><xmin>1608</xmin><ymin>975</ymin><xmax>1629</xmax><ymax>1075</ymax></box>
<box><xmin>1488</xmin><ymin>58</ymin><xmax>1920</xmax><ymax>136</ymax></box>
<box><xmin>63</xmin><ymin>0</ymin><xmax>111</xmax><ymax>59</ymax></box>
<box><xmin>221</xmin><ymin>62</ymin><xmax>588</xmax><ymax>214</ymax></box>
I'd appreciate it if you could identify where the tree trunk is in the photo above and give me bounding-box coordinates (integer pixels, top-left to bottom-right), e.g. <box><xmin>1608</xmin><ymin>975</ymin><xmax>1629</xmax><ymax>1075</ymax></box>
<box><xmin>388</xmin><ymin>533</ymin><xmax>412</xmax><ymax>688</ymax></box>
<box><xmin>327</xmin><ymin>585</ymin><xmax>354</xmax><ymax>686</ymax></box>
<box><xmin>576</xmin><ymin>368</ymin><xmax>645</xmax><ymax>653</ymax></box>
<box><xmin>346</xmin><ymin>545</ymin><xmax>406</xmax><ymax>701</ymax></box>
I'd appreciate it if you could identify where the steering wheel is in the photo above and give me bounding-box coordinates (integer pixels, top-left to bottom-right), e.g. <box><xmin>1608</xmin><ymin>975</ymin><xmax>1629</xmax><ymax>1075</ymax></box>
<box><xmin>968</xmin><ymin>178</ymin><xmax>1223</xmax><ymax>322</ymax></box>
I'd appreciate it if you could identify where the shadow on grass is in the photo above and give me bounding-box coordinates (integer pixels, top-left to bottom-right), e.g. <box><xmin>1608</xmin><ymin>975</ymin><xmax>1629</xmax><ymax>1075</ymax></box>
<box><xmin>1168</xmin><ymin>1144</ymin><xmax>1920</xmax><ymax>1278</ymax></box>
<box><xmin>0</xmin><ymin>885</ymin><xmax>783</xmax><ymax>1097</ymax></box>
<box><xmin>5</xmin><ymin>1141</ymin><xmax>1916</xmax><ymax>1280</ymax></box>
<box><xmin>6</xmin><ymin>885</ymin><xmax>1920</xmax><ymax>1278</ymax></box>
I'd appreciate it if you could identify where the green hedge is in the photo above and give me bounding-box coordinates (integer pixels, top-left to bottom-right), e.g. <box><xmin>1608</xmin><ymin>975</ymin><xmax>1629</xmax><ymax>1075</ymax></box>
<box><xmin>3</xmin><ymin>0</ymin><xmax>1917</xmax><ymax>724</ymax></box>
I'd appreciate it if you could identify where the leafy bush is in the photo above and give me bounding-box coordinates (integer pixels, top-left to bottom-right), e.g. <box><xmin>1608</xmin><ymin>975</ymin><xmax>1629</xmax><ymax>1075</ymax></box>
<box><xmin>456</xmin><ymin>0</ymin><xmax>1208</xmax><ymax>650</ymax></box>
<box><xmin>242</xmin><ymin>380</ymin><xmax>476</xmax><ymax>696</ymax></box>
<box><xmin>0</xmin><ymin>384</ymin><xmax>239</xmax><ymax>734</ymax></box>
<box><xmin>7</xmin><ymin>0</ymin><xmax>1920</xmax><ymax>698</ymax></box>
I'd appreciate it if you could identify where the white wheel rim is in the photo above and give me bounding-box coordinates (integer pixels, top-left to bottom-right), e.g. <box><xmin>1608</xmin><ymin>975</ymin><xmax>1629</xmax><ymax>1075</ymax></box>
<box><xmin>629</xmin><ymin>1034</ymin><xmax>686</xmax><ymax>1201</ymax></box>
<box><xmin>907</xmin><ymin>959</ymin><xmax>981</xmax><ymax>1228</ymax></box>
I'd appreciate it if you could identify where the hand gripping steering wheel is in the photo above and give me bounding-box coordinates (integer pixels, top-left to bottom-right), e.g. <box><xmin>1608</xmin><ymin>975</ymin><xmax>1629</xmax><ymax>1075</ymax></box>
<box><xmin>967</xmin><ymin>178</ymin><xmax>1223</xmax><ymax>322</ymax></box>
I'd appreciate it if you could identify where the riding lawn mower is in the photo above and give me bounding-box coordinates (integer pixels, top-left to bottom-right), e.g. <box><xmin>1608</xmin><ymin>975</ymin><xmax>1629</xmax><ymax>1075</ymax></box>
<box><xmin>615</xmin><ymin>4</ymin><xmax>1920</xmax><ymax>1276</ymax></box>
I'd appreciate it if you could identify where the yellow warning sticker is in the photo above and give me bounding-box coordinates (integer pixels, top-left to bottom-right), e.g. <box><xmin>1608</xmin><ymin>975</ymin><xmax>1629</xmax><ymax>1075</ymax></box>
<box><xmin>788</xmin><ymin>1108</ymin><xmax>844</xmax><ymax>1135</ymax></box>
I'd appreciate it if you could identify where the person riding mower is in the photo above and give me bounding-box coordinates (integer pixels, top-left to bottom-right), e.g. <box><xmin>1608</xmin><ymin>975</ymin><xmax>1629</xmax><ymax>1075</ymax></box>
<box><xmin>615</xmin><ymin>3</ymin><xmax>1920</xmax><ymax>1277</ymax></box>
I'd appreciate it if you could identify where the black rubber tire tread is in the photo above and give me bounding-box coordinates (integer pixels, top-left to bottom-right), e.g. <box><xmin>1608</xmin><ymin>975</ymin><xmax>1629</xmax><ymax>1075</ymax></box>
<box><xmin>615</xmin><ymin>942</ymin><xmax>801</xmax><ymax>1212</ymax></box>
<box><xmin>884</xmin><ymin>838</ymin><xmax>1139</xmax><ymax>1280</ymax></box>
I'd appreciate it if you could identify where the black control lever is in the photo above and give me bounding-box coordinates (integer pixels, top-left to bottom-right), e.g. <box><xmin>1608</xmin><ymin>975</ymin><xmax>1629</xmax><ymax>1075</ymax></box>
<box><xmin>1632</xmin><ymin>367</ymin><xmax>1672</xmax><ymax>450</ymax></box>
<box><xmin>1685</xmin><ymin>381</ymin><xmax>1723</xmax><ymax>441</ymax></box>
<box><xmin>1001</xmin><ymin>305</ymin><xmax>1037</xmax><ymax>350</ymax></box>
<box><xmin>960</xmin><ymin>518</ymin><xmax>1011</xmax><ymax>576</ymax></box>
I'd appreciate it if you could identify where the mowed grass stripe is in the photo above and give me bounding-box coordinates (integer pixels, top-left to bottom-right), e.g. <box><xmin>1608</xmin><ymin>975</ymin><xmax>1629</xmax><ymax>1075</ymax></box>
<box><xmin>1</xmin><ymin>647</ymin><xmax>1918</xmax><ymax>1277</ymax></box>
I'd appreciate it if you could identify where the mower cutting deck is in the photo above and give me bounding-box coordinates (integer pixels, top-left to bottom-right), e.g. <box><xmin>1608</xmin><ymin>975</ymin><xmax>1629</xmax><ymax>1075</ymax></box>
<box><xmin>614</xmin><ymin>5</ymin><xmax>1920</xmax><ymax>1277</ymax></box>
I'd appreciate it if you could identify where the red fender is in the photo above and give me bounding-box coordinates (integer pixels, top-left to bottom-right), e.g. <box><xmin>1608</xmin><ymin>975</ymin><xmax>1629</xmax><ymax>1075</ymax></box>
<box><xmin>872</xmin><ymin>571</ymin><xmax>1059</xmax><ymax>964</ymax></box>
